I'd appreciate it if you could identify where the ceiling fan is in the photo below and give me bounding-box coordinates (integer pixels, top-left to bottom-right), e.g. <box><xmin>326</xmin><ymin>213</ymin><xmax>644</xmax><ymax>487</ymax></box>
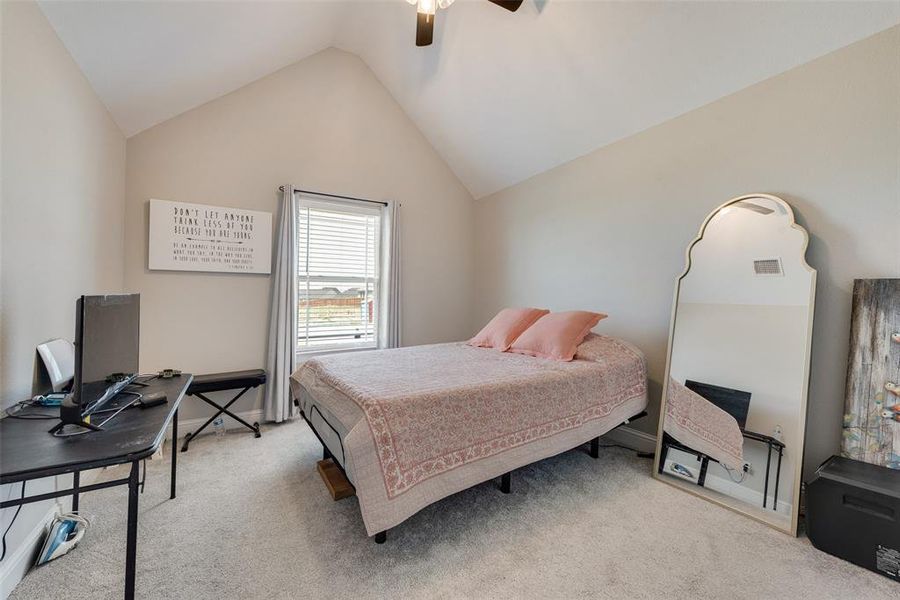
<box><xmin>406</xmin><ymin>0</ymin><xmax>523</xmax><ymax>47</ymax></box>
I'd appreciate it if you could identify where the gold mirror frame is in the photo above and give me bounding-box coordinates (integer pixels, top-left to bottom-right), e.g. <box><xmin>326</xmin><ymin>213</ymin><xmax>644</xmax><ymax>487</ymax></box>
<box><xmin>652</xmin><ymin>193</ymin><xmax>817</xmax><ymax>536</ymax></box>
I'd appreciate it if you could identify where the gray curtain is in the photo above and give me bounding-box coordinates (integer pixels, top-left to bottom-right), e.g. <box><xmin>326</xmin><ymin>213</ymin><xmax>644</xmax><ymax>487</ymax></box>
<box><xmin>264</xmin><ymin>185</ymin><xmax>298</xmax><ymax>422</ymax></box>
<box><xmin>378</xmin><ymin>201</ymin><xmax>401</xmax><ymax>349</ymax></box>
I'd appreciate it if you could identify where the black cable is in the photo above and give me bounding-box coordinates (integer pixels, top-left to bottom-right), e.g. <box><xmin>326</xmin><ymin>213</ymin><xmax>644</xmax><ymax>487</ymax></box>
<box><xmin>4</xmin><ymin>413</ymin><xmax>58</xmax><ymax>420</ymax></box>
<box><xmin>596</xmin><ymin>443</ymin><xmax>634</xmax><ymax>451</ymax></box>
<box><xmin>4</xmin><ymin>400</ymin><xmax>58</xmax><ymax>420</ymax></box>
<box><xmin>594</xmin><ymin>443</ymin><xmax>655</xmax><ymax>459</ymax></box>
<box><xmin>1</xmin><ymin>481</ymin><xmax>26</xmax><ymax>562</ymax></box>
<box><xmin>721</xmin><ymin>463</ymin><xmax>747</xmax><ymax>483</ymax></box>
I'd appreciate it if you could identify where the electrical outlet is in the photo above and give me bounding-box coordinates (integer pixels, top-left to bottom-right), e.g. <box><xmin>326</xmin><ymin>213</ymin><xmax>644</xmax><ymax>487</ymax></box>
<box><xmin>773</xmin><ymin>425</ymin><xmax>783</xmax><ymax>442</ymax></box>
<box><xmin>742</xmin><ymin>462</ymin><xmax>753</xmax><ymax>474</ymax></box>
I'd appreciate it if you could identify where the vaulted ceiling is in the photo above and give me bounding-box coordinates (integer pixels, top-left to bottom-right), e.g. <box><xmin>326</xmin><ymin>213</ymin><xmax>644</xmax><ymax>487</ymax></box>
<box><xmin>39</xmin><ymin>1</ymin><xmax>900</xmax><ymax>198</ymax></box>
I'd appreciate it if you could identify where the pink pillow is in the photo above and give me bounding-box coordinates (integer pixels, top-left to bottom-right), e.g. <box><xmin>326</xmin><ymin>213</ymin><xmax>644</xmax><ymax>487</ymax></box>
<box><xmin>509</xmin><ymin>311</ymin><xmax>607</xmax><ymax>361</ymax></box>
<box><xmin>469</xmin><ymin>307</ymin><xmax>550</xmax><ymax>351</ymax></box>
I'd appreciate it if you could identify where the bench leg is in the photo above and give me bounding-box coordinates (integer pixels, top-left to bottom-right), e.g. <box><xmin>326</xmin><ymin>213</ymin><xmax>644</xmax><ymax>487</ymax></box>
<box><xmin>500</xmin><ymin>472</ymin><xmax>511</xmax><ymax>494</ymax></box>
<box><xmin>181</xmin><ymin>387</ymin><xmax>260</xmax><ymax>452</ymax></box>
<box><xmin>195</xmin><ymin>390</ymin><xmax>258</xmax><ymax>433</ymax></box>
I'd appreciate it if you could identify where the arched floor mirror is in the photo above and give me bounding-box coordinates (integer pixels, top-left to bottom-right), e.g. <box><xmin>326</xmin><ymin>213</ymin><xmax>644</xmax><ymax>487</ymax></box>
<box><xmin>653</xmin><ymin>193</ymin><xmax>816</xmax><ymax>535</ymax></box>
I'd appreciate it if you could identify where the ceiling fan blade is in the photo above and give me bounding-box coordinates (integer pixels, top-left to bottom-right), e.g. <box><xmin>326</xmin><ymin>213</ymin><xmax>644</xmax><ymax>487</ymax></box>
<box><xmin>486</xmin><ymin>0</ymin><xmax>523</xmax><ymax>11</ymax></box>
<box><xmin>416</xmin><ymin>11</ymin><xmax>435</xmax><ymax>47</ymax></box>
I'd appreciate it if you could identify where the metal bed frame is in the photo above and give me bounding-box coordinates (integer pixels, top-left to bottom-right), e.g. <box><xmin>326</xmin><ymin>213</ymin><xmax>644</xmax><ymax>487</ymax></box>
<box><xmin>299</xmin><ymin>403</ymin><xmax>649</xmax><ymax>544</ymax></box>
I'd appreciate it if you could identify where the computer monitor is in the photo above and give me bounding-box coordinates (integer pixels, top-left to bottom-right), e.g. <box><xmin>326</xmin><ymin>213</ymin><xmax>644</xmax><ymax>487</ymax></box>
<box><xmin>58</xmin><ymin>294</ymin><xmax>140</xmax><ymax>428</ymax></box>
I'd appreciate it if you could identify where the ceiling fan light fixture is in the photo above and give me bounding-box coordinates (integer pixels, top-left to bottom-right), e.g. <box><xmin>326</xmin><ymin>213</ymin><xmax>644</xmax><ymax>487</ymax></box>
<box><xmin>417</xmin><ymin>0</ymin><xmax>437</xmax><ymax>16</ymax></box>
<box><xmin>413</xmin><ymin>0</ymin><xmax>505</xmax><ymax>48</ymax></box>
<box><xmin>408</xmin><ymin>0</ymin><xmax>454</xmax><ymax>15</ymax></box>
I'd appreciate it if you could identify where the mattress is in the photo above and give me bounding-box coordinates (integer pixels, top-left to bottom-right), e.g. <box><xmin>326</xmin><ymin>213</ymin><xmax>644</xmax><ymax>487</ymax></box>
<box><xmin>291</xmin><ymin>334</ymin><xmax>648</xmax><ymax>535</ymax></box>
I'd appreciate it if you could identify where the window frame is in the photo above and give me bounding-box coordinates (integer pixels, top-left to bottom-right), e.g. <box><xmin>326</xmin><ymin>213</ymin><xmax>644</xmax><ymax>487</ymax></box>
<box><xmin>294</xmin><ymin>195</ymin><xmax>384</xmax><ymax>356</ymax></box>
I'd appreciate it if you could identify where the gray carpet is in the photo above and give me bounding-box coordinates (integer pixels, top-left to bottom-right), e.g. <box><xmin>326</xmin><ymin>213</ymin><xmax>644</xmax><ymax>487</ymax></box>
<box><xmin>9</xmin><ymin>421</ymin><xmax>897</xmax><ymax>599</ymax></box>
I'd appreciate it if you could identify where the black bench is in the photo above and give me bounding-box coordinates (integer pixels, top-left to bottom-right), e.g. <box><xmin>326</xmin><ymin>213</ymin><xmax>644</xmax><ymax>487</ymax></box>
<box><xmin>180</xmin><ymin>369</ymin><xmax>267</xmax><ymax>452</ymax></box>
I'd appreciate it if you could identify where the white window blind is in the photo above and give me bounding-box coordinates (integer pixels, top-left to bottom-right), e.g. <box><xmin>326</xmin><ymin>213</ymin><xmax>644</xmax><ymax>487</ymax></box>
<box><xmin>296</xmin><ymin>197</ymin><xmax>382</xmax><ymax>352</ymax></box>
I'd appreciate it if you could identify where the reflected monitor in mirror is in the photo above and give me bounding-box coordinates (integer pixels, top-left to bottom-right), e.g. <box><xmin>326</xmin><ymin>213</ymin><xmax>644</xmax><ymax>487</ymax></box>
<box><xmin>684</xmin><ymin>380</ymin><xmax>751</xmax><ymax>429</ymax></box>
<box><xmin>654</xmin><ymin>194</ymin><xmax>816</xmax><ymax>537</ymax></box>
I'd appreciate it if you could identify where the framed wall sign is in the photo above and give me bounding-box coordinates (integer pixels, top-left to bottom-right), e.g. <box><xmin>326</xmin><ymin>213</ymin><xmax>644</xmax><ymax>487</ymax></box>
<box><xmin>148</xmin><ymin>199</ymin><xmax>272</xmax><ymax>274</ymax></box>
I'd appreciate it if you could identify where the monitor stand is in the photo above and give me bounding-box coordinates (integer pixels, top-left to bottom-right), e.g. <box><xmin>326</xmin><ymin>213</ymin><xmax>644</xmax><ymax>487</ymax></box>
<box><xmin>48</xmin><ymin>419</ymin><xmax>103</xmax><ymax>435</ymax></box>
<box><xmin>48</xmin><ymin>388</ymin><xmax>140</xmax><ymax>435</ymax></box>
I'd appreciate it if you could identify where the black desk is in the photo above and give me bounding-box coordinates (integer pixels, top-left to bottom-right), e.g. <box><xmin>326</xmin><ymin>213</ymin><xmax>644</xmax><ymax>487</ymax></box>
<box><xmin>0</xmin><ymin>374</ymin><xmax>192</xmax><ymax>600</ymax></box>
<box><xmin>738</xmin><ymin>429</ymin><xmax>785</xmax><ymax>510</ymax></box>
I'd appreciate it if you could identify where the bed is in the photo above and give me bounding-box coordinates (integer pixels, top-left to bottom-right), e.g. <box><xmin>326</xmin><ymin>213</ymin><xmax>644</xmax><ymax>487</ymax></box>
<box><xmin>290</xmin><ymin>333</ymin><xmax>648</xmax><ymax>542</ymax></box>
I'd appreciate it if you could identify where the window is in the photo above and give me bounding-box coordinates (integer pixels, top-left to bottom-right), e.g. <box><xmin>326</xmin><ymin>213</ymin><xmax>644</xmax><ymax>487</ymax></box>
<box><xmin>296</xmin><ymin>197</ymin><xmax>382</xmax><ymax>352</ymax></box>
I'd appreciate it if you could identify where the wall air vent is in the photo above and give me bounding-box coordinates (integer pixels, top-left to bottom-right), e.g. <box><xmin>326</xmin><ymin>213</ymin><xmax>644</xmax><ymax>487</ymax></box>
<box><xmin>754</xmin><ymin>258</ymin><xmax>783</xmax><ymax>276</ymax></box>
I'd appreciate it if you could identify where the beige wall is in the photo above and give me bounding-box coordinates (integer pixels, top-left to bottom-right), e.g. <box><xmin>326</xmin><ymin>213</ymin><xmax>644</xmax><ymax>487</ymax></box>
<box><xmin>474</xmin><ymin>26</ymin><xmax>900</xmax><ymax>476</ymax></box>
<box><xmin>125</xmin><ymin>48</ymin><xmax>475</xmax><ymax>421</ymax></box>
<box><xmin>1</xmin><ymin>1</ymin><xmax>126</xmax><ymax>593</ymax></box>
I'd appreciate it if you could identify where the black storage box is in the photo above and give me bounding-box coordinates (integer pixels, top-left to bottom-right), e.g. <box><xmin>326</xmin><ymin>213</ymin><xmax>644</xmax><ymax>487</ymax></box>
<box><xmin>806</xmin><ymin>455</ymin><xmax>900</xmax><ymax>581</ymax></box>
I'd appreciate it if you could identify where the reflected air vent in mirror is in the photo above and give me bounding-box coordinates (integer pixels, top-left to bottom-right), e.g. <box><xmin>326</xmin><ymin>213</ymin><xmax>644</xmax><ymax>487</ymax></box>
<box><xmin>754</xmin><ymin>258</ymin><xmax>783</xmax><ymax>276</ymax></box>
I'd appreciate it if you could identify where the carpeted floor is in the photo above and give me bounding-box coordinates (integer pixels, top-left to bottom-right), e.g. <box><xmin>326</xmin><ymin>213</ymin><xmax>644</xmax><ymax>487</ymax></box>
<box><xmin>9</xmin><ymin>421</ymin><xmax>897</xmax><ymax>599</ymax></box>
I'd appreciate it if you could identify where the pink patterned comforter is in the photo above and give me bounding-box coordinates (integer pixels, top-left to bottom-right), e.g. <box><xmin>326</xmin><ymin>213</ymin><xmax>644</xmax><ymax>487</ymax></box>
<box><xmin>292</xmin><ymin>334</ymin><xmax>647</xmax><ymax>535</ymax></box>
<box><xmin>664</xmin><ymin>378</ymin><xmax>744</xmax><ymax>470</ymax></box>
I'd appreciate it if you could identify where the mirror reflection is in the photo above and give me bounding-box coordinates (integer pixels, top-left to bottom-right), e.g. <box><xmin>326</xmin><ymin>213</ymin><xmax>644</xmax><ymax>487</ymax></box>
<box><xmin>655</xmin><ymin>195</ymin><xmax>816</xmax><ymax>534</ymax></box>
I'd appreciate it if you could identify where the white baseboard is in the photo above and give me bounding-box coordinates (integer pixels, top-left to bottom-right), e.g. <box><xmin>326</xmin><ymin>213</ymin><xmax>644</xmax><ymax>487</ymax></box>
<box><xmin>0</xmin><ymin>469</ymin><xmax>101</xmax><ymax>600</ymax></box>
<box><xmin>602</xmin><ymin>424</ymin><xmax>657</xmax><ymax>453</ymax></box>
<box><xmin>0</xmin><ymin>503</ymin><xmax>54</xmax><ymax>600</ymax></box>
<box><xmin>703</xmin><ymin>470</ymin><xmax>793</xmax><ymax>515</ymax></box>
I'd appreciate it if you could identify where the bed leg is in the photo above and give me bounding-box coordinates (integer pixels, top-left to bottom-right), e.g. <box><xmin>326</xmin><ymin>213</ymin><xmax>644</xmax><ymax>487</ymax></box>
<box><xmin>590</xmin><ymin>437</ymin><xmax>600</xmax><ymax>459</ymax></box>
<box><xmin>500</xmin><ymin>472</ymin><xmax>511</xmax><ymax>494</ymax></box>
<box><xmin>374</xmin><ymin>531</ymin><xmax>387</xmax><ymax>544</ymax></box>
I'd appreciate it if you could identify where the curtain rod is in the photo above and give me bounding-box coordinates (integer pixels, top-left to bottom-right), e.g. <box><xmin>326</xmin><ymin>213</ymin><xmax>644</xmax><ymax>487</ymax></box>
<box><xmin>279</xmin><ymin>186</ymin><xmax>388</xmax><ymax>207</ymax></box>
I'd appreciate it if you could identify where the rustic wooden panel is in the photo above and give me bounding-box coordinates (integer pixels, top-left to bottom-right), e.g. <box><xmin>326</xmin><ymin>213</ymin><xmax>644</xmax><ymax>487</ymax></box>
<box><xmin>841</xmin><ymin>279</ymin><xmax>900</xmax><ymax>469</ymax></box>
